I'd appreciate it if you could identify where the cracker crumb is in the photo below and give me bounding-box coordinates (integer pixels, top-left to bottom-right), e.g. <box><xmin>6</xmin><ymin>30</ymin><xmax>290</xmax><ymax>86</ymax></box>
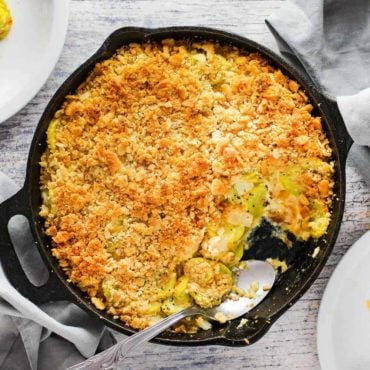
<box><xmin>195</xmin><ymin>316</ymin><xmax>212</xmax><ymax>331</ymax></box>
<box><xmin>312</xmin><ymin>246</ymin><xmax>320</xmax><ymax>258</ymax></box>
<box><xmin>91</xmin><ymin>297</ymin><xmax>105</xmax><ymax>310</ymax></box>
<box><xmin>237</xmin><ymin>318</ymin><xmax>248</xmax><ymax>329</ymax></box>
<box><xmin>214</xmin><ymin>312</ymin><xmax>228</xmax><ymax>324</ymax></box>
<box><xmin>250</xmin><ymin>281</ymin><xmax>259</xmax><ymax>293</ymax></box>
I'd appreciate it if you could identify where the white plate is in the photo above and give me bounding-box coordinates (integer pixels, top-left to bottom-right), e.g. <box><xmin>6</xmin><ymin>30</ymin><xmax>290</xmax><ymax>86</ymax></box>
<box><xmin>0</xmin><ymin>0</ymin><xmax>69</xmax><ymax>123</ymax></box>
<box><xmin>317</xmin><ymin>231</ymin><xmax>370</xmax><ymax>370</ymax></box>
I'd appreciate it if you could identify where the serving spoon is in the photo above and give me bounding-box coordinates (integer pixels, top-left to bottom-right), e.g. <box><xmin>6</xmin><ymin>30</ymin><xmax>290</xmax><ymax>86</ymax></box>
<box><xmin>68</xmin><ymin>260</ymin><xmax>276</xmax><ymax>370</ymax></box>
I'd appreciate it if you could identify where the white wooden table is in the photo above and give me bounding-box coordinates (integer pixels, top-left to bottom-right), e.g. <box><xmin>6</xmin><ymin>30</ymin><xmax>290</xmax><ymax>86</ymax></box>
<box><xmin>1</xmin><ymin>0</ymin><xmax>369</xmax><ymax>368</ymax></box>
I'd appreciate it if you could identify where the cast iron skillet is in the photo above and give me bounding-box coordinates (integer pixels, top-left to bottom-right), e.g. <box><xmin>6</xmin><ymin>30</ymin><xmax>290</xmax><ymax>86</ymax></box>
<box><xmin>0</xmin><ymin>27</ymin><xmax>353</xmax><ymax>346</ymax></box>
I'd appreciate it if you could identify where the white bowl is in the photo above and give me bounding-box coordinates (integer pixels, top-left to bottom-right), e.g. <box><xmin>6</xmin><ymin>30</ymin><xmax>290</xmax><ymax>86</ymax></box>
<box><xmin>317</xmin><ymin>231</ymin><xmax>370</xmax><ymax>370</ymax></box>
<box><xmin>0</xmin><ymin>0</ymin><xmax>69</xmax><ymax>123</ymax></box>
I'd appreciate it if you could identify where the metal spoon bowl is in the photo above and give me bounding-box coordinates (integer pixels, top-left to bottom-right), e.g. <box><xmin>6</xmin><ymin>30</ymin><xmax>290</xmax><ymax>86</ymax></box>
<box><xmin>68</xmin><ymin>260</ymin><xmax>276</xmax><ymax>370</ymax></box>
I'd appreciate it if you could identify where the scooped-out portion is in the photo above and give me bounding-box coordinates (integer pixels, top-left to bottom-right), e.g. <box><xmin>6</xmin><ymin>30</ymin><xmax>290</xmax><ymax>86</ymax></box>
<box><xmin>39</xmin><ymin>39</ymin><xmax>334</xmax><ymax>331</ymax></box>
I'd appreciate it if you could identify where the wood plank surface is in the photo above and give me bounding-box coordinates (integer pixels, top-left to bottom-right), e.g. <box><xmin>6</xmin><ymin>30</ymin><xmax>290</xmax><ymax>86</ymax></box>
<box><xmin>0</xmin><ymin>1</ymin><xmax>369</xmax><ymax>369</ymax></box>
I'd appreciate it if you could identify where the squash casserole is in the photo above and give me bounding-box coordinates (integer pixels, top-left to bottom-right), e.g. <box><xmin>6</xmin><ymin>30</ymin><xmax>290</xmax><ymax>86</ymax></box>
<box><xmin>40</xmin><ymin>39</ymin><xmax>334</xmax><ymax>330</ymax></box>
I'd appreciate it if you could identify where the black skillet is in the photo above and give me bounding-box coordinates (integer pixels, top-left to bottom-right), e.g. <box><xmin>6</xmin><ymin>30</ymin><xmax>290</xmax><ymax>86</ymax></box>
<box><xmin>0</xmin><ymin>27</ymin><xmax>353</xmax><ymax>346</ymax></box>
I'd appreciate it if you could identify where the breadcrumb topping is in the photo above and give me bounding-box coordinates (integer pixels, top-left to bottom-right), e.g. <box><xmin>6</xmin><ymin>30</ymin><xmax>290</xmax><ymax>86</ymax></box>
<box><xmin>39</xmin><ymin>39</ymin><xmax>333</xmax><ymax>329</ymax></box>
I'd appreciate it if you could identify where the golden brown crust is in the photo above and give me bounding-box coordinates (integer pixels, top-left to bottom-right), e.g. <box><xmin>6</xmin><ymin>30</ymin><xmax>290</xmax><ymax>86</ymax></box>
<box><xmin>39</xmin><ymin>40</ymin><xmax>333</xmax><ymax>329</ymax></box>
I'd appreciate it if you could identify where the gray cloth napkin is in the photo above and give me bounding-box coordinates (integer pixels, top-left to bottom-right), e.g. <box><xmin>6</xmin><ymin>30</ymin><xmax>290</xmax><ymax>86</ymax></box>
<box><xmin>266</xmin><ymin>0</ymin><xmax>370</xmax><ymax>185</ymax></box>
<box><xmin>0</xmin><ymin>172</ymin><xmax>115</xmax><ymax>370</ymax></box>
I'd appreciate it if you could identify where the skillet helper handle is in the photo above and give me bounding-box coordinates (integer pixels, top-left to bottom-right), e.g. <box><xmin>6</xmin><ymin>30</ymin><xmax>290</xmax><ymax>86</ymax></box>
<box><xmin>0</xmin><ymin>187</ymin><xmax>71</xmax><ymax>304</ymax></box>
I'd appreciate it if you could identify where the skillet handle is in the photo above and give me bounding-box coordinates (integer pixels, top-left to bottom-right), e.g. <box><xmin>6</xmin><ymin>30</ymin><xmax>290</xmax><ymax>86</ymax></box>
<box><xmin>0</xmin><ymin>187</ymin><xmax>72</xmax><ymax>304</ymax></box>
<box><xmin>325</xmin><ymin>97</ymin><xmax>353</xmax><ymax>163</ymax></box>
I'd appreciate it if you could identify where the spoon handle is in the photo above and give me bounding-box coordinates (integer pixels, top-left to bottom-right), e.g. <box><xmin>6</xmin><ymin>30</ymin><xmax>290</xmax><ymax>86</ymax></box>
<box><xmin>67</xmin><ymin>306</ymin><xmax>197</xmax><ymax>370</ymax></box>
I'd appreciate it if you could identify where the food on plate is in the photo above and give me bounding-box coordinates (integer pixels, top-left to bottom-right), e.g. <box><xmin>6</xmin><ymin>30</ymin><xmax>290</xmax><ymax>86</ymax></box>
<box><xmin>0</xmin><ymin>0</ymin><xmax>12</xmax><ymax>40</ymax></box>
<box><xmin>39</xmin><ymin>39</ymin><xmax>334</xmax><ymax>330</ymax></box>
